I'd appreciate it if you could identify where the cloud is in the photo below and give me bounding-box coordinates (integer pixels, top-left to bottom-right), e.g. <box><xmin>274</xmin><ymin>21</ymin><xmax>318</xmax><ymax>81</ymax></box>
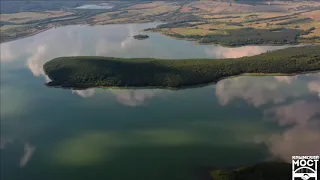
<box><xmin>110</xmin><ymin>89</ymin><xmax>165</xmax><ymax>107</ymax></box>
<box><xmin>71</xmin><ymin>88</ymin><xmax>166</xmax><ymax>107</ymax></box>
<box><xmin>266</xmin><ymin>120</ymin><xmax>320</xmax><ymax>162</ymax></box>
<box><xmin>215</xmin><ymin>73</ymin><xmax>320</xmax><ymax>107</ymax></box>
<box><xmin>20</xmin><ymin>142</ymin><xmax>36</xmax><ymax>167</ymax></box>
<box><xmin>263</xmin><ymin>100</ymin><xmax>320</xmax><ymax>126</ymax></box>
<box><xmin>216</xmin><ymin>76</ymin><xmax>289</xmax><ymax>107</ymax></box>
<box><xmin>0</xmin><ymin>137</ymin><xmax>13</xmax><ymax>149</ymax></box>
<box><xmin>262</xmin><ymin>100</ymin><xmax>320</xmax><ymax>162</ymax></box>
<box><xmin>26</xmin><ymin>45</ymin><xmax>48</xmax><ymax>77</ymax></box>
<box><xmin>205</xmin><ymin>45</ymin><xmax>289</xmax><ymax>58</ymax></box>
<box><xmin>1</xmin><ymin>25</ymin><xmax>143</xmax><ymax>83</ymax></box>
<box><xmin>0</xmin><ymin>43</ymin><xmax>19</xmax><ymax>62</ymax></box>
<box><xmin>72</xmin><ymin>89</ymin><xmax>96</xmax><ymax>98</ymax></box>
<box><xmin>120</xmin><ymin>24</ymin><xmax>139</xmax><ymax>49</ymax></box>
<box><xmin>274</xmin><ymin>76</ymin><xmax>297</xmax><ymax>84</ymax></box>
<box><xmin>308</xmin><ymin>80</ymin><xmax>320</xmax><ymax>98</ymax></box>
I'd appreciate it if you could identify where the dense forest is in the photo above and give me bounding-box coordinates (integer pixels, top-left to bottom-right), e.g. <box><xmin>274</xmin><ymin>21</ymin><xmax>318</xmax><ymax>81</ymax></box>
<box><xmin>211</xmin><ymin>162</ymin><xmax>291</xmax><ymax>180</ymax></box>
<box><xmin>159</xmin><ymin>28</ymin><xmax>306</xmax><ymax>46</ymax></box>
<box><xmin>43</xmin><ymin>45</ymin><xmax>320</xmax><ymax>89</ymax></box>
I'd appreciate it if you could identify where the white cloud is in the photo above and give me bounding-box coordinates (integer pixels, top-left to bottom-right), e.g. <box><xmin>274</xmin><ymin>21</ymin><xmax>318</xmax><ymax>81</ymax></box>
<box><xmin>110</xmin><ymin>89</ymin><xmax>165</xmax><ymax>107</ymax></box>
<box><xmin>205</xmin><ymin>45</ymin><xmax>289</xmax><ymax>58</ymax></box>
<box><xmin>266</xmin><ymin>121</ymin><xmax>320</xmax><ymax>162</ymax></box>
<box><xmin>262</xmin><ymin>100</ymin><xmax>320</xmax><ymax>162</ymax></box>
<box><xmin>308</xmin><ymin>81</ymin><xmax>320</xmax><ymax>98</ymax></box>
<box><xmin>216</xmin><ymin>76</ymin><xmax>290</xmax><ymax>107</ymax></box>
<box><xmin>71</xmin><ymin>88</ymin><xmax>167</xmax><ymax>107</ymax></box>
<box><xmin>263</xmin><ymin>100</ymin><xmax>320</xmax><ymax>126</ymax></box>
<box><xmin>274</xmin><ymin>76</ymin><xmax>297</xmax><ymax>84</ymax></box>
<box><xmin>72</xmin><ymin>89</ymin><xmax>96</xmax><ymax>98</ymax></box>
<box><xmin>20</xmin><ymin>142</ymin><xmax>36</xmax><ymax>167</ymax></box>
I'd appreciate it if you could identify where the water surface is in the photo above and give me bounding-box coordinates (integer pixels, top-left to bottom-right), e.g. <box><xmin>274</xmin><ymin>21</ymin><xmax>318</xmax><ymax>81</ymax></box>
<box><xmin>75</xmin><ymin>3</ymin><xmax>114</xmax><ymax>9</ymax></box>
<box><xmin>1</xmin><ymin>23</ymin><xmax>319</xmax><ymax>180</ymax></box>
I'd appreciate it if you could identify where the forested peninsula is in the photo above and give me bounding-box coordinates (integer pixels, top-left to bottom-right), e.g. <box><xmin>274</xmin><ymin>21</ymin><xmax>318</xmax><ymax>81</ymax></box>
<box><xmin>43</xmin><ymin>45</ymin><xmax>320</xmax><ymax>89</ymax></box>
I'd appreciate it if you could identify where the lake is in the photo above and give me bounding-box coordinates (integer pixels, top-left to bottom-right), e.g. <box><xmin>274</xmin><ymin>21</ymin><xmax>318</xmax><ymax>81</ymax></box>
<box><xmin>1</xmin><ymin>23</ymin><xmax>319</xmax><ymax>180</ymax></box>
<box><xmin>75</xmin><ymin>3</ymin><xmax>114</xmax><ymax>10</ymax></box>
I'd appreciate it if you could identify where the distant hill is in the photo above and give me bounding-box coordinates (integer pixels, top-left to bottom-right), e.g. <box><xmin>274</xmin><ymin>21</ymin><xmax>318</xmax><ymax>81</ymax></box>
<box><xmin>1</xmin><ymin>0</ymin><xmax>318</xmax><ymax>13</ymax></box>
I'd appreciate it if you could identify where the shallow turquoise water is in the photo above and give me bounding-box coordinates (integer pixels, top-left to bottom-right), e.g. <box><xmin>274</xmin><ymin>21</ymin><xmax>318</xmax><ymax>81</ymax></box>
<box><xmin>1</xmin><ymin>23</ymin><xmax>319</xmax><ymax>180</ymax></box>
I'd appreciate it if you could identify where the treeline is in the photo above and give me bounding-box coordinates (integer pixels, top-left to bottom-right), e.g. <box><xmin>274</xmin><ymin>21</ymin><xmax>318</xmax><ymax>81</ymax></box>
<box><xmin>244</xmin><ymin>14</ymin><xmax>296</xmax><ymax>23</ymax></box>
<box><xmin>158</xmin><ymin>13</ymin><xmax>202</xmax><ymax>24</ymax></box>
<box><xmin>204</xmin><ymin>16</ymin><xmax>241</xmax><ymax>20</ymax></box>
<box><xmin>43</xmin><ymin>45</ymin><xmax>320</xmax><ymax>88</ymax></box>
<box><xmin>276</xmin><ymin>17</ymin><xmax>312</xmax><ymax>25</ymax></box>
<box><xmin>156</xmin><ymin>21</ymin><xmax>200</xmax><ymax>29</ymax></box>
<box><xmin>166</xmin><ymin>28</ymin><xmax>304</xmax><ymax>46</ymax></box>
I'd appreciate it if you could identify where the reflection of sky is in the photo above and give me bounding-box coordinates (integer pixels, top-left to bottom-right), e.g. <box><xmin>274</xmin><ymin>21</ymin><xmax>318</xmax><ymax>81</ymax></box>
<box><xmin>1</xmin><ymin>23</ymin><xmax>320</xmax><ymax>179</ymax></box>
<box><xmin>20</xmin><ymin>143</ymin><xmax>36</xmax><ymax>167</ymax></box>
<box><xmin>75</xmin><ymin>4</ymin><xmax>114</xmax><ymax>9</ymax></box>
<box><xmin>0</xmin><ymin>23</ymin><xmax>294</xmax><ymax>82</ymax></box>
<box><xmin>70</xmin><ymin>73</ymin><xmax>320</xmax><ymax>163</ymax></box>
<box><xmin>215</xmin><ymin>73</ymin><xmax>320</xmax><ymax>162</ymax></box>
<box><xmin>265</xmin><ymin>101</ymin><xmax>320</xmax><ymax>162</ymax></box>
<box><xmin>216</xmin><ymin>74</ymin><xmax>319</xmax><ymax>107</ymax></box>
<box><xmin>205</xmin><ymin>45</ymin><xmax>292</xmax><ymax>59</ymax></box>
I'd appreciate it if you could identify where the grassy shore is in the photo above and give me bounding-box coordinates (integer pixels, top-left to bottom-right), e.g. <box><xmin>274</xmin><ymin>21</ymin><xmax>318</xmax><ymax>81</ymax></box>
<box><xmin>43</xmin><ymin>45</ymin><xmax>320</xmax><ymax>89</ymax></box>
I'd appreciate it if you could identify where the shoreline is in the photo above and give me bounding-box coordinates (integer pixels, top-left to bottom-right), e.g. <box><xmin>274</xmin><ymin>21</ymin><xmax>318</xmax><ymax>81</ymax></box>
<box><xmin>2</xmin><ymin>22</ymin><xmax>319</xmax><ymax>47</ymax></box>
<box><xmin>45</xmin><ymin>70</ymin><xmax>320</xmax><ymax>91</ymax></box>
<box><xmin>43</xmin><ymin>45</ymin><xmax>320</xmax><ymax>91</ymax></box>
<box><xmin>0</xmin><ymin>26</ymin><xmax>54</xmax><ymax>44</ymax></box>
<box><xmin>145</xmin><ymin>29</ymin><xmax>320</xmax><ymax>47</ymax></box>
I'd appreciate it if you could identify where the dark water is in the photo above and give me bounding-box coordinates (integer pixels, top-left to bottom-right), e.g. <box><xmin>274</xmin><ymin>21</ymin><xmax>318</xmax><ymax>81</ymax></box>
<box><xmin>1</xmin><ymin>23</ymin><xmax>319</xmax><ymax>180</ymax></box>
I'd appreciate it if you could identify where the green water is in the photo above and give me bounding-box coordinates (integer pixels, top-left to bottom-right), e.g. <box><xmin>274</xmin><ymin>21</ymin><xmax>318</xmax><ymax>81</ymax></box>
<box><xmin>1</xmin><ymin>23</ymin><xmax>319</xmax><ymax>180</ymax></box>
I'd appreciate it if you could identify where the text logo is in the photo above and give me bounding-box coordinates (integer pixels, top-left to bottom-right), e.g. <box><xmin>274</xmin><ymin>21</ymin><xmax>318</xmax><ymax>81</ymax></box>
<box><xmin>292</xmin><ymin>156</ymin><xmax>319</xmax><ymax>180</ymax></box>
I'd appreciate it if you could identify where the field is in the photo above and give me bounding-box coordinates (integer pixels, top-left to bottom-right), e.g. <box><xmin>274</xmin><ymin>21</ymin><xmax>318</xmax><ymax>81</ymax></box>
<box><xmin>126</xmin><ymin>2</ymin><xmax>165</xmax><ymax>10</ymax></box>
<box><xmin>1</xmin><ymin>11</ymin><xmax>74</xmax><ymax>23</ymax></box>
<box><xmin>141</xmin><ymin>1</ymin><xmax>320</xmax><ymax>45</ymax></box>
<box><xmin>170</xmin><ymin>28</ymin><xmax>214</xmax><ymax>36</ymax></box>
<box><xmin>1</xmin><ymin>1</ymin><xmax>320</xmax><ymax>44</ymax></box>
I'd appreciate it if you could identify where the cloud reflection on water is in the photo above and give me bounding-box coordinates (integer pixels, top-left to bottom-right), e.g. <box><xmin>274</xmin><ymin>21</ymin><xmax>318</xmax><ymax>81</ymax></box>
<box><xmin>72</xmin><ymin>89</ymin><xmax>96</xmax><ymax>98</ymax></box>
<box><xmin>308</xmin><ymin>80</ymin><xmax>320</xmax><ymax>98</ymax></box>
<box><xmin>0</xmin><ymin>137</ymin><xmax>13</xmax><ymax>149</ymax></box>
<box><xmin>267</xmin><ymin>121</ymin><xmax>320</xmax><ymax>162</ymax></box>
<box><xmin>216</xmin><ymin>74</ymin><xmax>319</xmax><ymax>107</ymax></box>
<box><xmin>264</xmin><ymin>101</ymin><xmax>320</xmax><ymax>162</ymax></box>
<box><xmin>215</xmin><ymin>73</ymin><xmax>320</xmax><ymax>162</ymax></box>
<box><xmin>72</xmin><ymin>88</ymin><xmax>166</xmax><ymax>107</ymax></box>
<box><xmin>264</xmin><ymin>100</ymin><xmax>320</xmax><ymax>126</ymax></box>
<box><xmin>1</xmin><ymin>24</ymin><xmax>319</xmax><ymax>169</ymax></box>
<box><xmin>216</xmin><ymin>76</ymin><xmax>289</xmax><ymax>107</ymax></box>
<box><xmin>0</xmin><ymin>24</ymin><xmax>146</xmax><ymax>82</ymax></box>
<box><xmin>205</xmin><ymin>45</ymin><xmax>290</xmax><ymax>58</ymax></box>
<box><xmin>0</xmin><ymin>23</ymin><xmax>295</xmax><ymax>85</ymax></box>
<box><xmin>110</xmin><ymin>89</ymin><xmax>164</xmax><ymax>107</ymax></box>
<box><xmin>20</xmin><ymin>142</ymin><xmax>36</xmax><ymax>167</ymax></box>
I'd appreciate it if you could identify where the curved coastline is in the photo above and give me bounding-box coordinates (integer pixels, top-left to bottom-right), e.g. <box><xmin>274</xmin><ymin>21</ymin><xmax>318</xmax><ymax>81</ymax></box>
<box><xmin>43</xmin><ymin>45</ymin><xmax>320</xmax><ymax>89</ymax></box>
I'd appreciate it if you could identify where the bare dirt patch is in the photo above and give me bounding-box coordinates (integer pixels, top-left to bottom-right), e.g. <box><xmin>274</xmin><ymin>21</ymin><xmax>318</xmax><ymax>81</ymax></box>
<box><xmin>127</xmin><ymin>2</ymin><xmax>165</xmax><ymax>10</ymax></box>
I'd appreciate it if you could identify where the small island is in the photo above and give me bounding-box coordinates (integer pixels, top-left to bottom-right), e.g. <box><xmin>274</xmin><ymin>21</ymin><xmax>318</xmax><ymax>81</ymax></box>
<box><xmin>43</xmin><ymin>45</ymin><xmax>320</xmax><ymax>89</ymax></box>
<box><xmin>133</xmin><ymin>34</ymin><xmax>149</xmax><ymax>40</ymax></box>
